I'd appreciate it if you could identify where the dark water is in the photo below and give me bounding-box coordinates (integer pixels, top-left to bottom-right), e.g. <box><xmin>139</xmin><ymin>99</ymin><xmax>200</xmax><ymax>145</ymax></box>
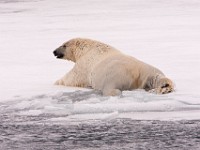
<box><xmin>0</xmin><ymin>114</ymin><xmax>200</xmax><ymax>150</ymax></box>
<box><xmin>0</xmin><ymin>91</ymin><xmax>200</xmax><ymax>150</ymax></box>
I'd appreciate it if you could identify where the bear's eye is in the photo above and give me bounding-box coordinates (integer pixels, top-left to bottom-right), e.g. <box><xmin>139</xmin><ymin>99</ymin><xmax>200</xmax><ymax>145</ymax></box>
<box><xmin>161</xmin><ymin>83</ymin><xmax>169</xmax><ymax>88</ymax></box>
<box><xmin>63</xmin><ymin>45</ymin><xmax>66</xmax><ymax>48</ymax></box>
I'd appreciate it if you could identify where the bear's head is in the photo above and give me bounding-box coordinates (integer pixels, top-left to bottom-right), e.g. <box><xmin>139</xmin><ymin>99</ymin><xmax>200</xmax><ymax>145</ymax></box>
<box><xmin>53</xmin><ymin>38</ymin><xmax>93</xmax><ymax>62</ymax></box>
<box><xmin>53</xmin><ymin>39</ymin><xmax>79</xmax><ymax>62</ymax></box>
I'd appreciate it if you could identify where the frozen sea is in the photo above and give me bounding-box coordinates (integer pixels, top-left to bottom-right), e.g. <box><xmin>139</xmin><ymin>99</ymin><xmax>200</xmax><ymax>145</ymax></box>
<box><xmin>0</xmin><ymin>0</ymin><xmax>200</xmax><ymax>149</ymax></box>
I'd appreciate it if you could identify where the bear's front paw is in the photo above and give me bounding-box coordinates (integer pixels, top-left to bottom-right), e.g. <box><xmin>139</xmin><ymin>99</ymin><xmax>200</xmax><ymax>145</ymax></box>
<box><xmin>54</xmin><ymin>79</ymin><xmax>64</xmax><ymax>85</ymax></box>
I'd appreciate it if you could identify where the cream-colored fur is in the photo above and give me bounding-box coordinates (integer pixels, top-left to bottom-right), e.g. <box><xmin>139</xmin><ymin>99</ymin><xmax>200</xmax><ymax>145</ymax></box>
<box><xmin>53</xmin><ymin>38</ymin><xmax>174</xmax><ymax>96</ymax></box>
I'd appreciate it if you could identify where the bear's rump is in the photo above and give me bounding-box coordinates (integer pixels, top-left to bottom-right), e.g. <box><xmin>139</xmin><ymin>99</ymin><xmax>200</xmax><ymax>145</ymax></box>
<box><xmin>91</xmin><ymin>57</ymin><xmax>135</xmax><ymax>91</ymax></box>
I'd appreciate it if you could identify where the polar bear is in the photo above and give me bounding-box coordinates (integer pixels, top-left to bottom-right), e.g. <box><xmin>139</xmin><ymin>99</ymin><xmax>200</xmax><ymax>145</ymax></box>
<box><xmin>53</xmin><ymin>38</ymin><xmax>174</xmax><ymax>96</ymax></box>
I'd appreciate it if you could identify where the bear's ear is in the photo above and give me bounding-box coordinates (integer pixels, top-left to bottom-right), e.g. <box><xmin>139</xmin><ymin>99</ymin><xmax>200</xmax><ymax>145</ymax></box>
<box><xmin>76</xmin><ymin>41</ymin><xmax>81</xmax><ymax>47</ymax></box>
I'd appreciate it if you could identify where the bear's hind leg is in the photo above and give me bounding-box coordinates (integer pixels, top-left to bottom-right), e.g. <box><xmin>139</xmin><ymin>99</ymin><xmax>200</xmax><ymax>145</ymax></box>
<box><xmin>102</xmin><ymin>88</ymin><xmax>122</xmax><ymax>96</ymax></box>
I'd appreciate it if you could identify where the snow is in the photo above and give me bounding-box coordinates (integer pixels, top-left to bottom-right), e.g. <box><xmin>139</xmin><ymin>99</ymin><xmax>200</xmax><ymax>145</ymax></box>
<box><xmin>0</xmin><ymin>0</ymin><xmax>200</xmax><ymax>121</ymax></box>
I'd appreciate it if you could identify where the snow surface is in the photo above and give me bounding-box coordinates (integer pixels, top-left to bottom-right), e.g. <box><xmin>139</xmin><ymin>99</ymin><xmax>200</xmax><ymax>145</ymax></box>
<box><xmin>0</xmin><ymin>0</ymin><xmax>200</xmax><ymax>121</ymax></box>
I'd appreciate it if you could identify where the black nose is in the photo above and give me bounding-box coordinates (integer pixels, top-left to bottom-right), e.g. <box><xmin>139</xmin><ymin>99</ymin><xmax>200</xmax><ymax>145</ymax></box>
<box><xmin>53</xmin><ymin>50</ymin><xmax>64</xmax><ymax>59</ymax></box>
<box><xmin>53</xmin><ymin>50</ymin><xmax>57</xmax><ymax>56</ymax></box>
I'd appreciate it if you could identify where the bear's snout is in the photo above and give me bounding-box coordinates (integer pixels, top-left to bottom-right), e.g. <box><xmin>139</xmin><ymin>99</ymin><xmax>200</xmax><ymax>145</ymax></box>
<box><xmin>53</xmin><ymin>49</ymin><xmax>64</xmax><ymax>59</ymax></box>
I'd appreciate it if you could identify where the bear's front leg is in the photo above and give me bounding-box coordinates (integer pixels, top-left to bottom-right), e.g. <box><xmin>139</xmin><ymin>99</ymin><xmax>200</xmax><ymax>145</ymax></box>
<box><xmin>54</xmin><ymin>68</ymin><xmax>88</xmax><ymax>88</ymax></box>
<box><xmin>54</xmin><ymin>69</ymin><xmax>77</xmax><ymax>86</ymax></box>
